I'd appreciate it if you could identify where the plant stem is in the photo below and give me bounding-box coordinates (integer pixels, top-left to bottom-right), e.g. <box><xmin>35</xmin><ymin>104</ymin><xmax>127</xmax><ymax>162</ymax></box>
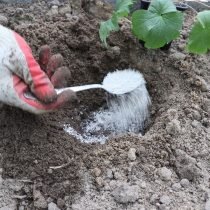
<box><xmin>185</xmin><ymin>3</ymin><xmax>198</xmax><ymax>14</ymax></box>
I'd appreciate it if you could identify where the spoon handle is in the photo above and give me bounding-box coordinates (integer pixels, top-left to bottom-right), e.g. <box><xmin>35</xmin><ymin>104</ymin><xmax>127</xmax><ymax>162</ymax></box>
<box><xmin>55</xmin><ymin>84</ymin><xmax>103</xmax><ymax>94</ymax></box>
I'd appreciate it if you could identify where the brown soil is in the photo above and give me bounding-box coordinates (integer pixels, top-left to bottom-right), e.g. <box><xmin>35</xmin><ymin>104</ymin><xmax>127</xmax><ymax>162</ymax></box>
<box><xmin>0</xmin><ymin>1</ymin><xmax>210</xmax><ymax>210</ymax></box>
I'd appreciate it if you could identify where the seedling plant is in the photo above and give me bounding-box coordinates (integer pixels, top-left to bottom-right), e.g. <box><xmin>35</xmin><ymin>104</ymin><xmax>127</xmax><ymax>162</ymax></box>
<box><xmin>99</xmin><ymin>0</ymin><xmax>210</xmax><ymax>54</ymax></box>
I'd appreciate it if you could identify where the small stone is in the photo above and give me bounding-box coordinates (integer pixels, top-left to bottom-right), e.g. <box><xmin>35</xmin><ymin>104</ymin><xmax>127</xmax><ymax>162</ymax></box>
<box><xmin>172</xmin><ymin>183</ymin><xmax>182</xmax><ymax>191</ymax></box>
<box><xmin>155</xmin><ymin>179</ymin><xmax>161</xmax><ymax>184</ymax></box>
<box><xmin>46</xmin><ymin>197</ymin><xmax>53</xmax><ymax>204</ymax></box>
<box><xmin>93</xmin><ymin>168</ymin><xmax>101</xmax><ymax>177</ymax></box>
<box><xmin>19</xmin><ymin>206</ymin><xmax>24</xmax><ymax>210</ymax></box>
<box><xmin>52</xmin><ymin>5</ymin><xmax>59</xmax><ymax>13</ymax></box>
<box><xmin>171</xmin><ymin>52</ymin><xmax>186</xmax><ymax>60</ymax></box>
<box><xmin>63</xmin><ymin>180</ymin><xmax>70</xmax><ymax>188</ymax></box>
<box><xmin>52</xmin><ymin>5</ymin><xmax>58</xmax><ymax>9</ymax></box>
<box><xmin>166</xmin><ymin>119</ymin><xmax>181</xmax><ymax>135</ymax></box>
<box><xmin>109</xmin><ymin>180</ymin><xmax>118</xmax><ymax>189</ymax></box>
<box><xmin>104</xmin><ymin>184</ymin><xmax>111</xmax><ymax>191</ymax></box>
<box><xmin>0</xmin><ymin>15</ymin><xmax>8</xmax><ymax>26</ymax></box>
<box><xmin>15</xmin><ymin>8</ymin><xmax>24</xmax><ymax>16</ymax></box>
<box><xmin>113</xmin><ymin>171</ymin><xmax>123</xmax><ymax>180</ymax></box>
<box><xmin>21</xmin><ymin>201</ymin><xmax>27</xmax><ymax>206</ymax></box>
<box><xmin>128</xmin><ymin>148</ymin><xmax>137</xmax><ymax>161</ymax></box>
<box><xmin>160</xmin><ymin>195</ymin><xmax>171</xmax><ymax>205</ymax></box>
<box><xmin>112</xmin><ymin>183</ymin><xmax>139</xmax><ymax>204</ymax></box>
<box><xmin>48</xmin><ymin>0</ymin><xmax>60</xmax><ymax>7</ymax></box>
<box><xmin>156</xmin><ymin>203</ymin><xmax>160</xmax><ymax>207</ymax></box>
<box><xmin>34</xmin><ymin>160</ymin><xmax>38</xmax><ymax>164</ymax></box>
<box><xmin>57</xmin><ymin>198</ymin><xmax>65</xmax><ymax>209</ymax></box>
<box><xmin>95</xmin><ymin>177</ymin><xmax>105</xmax><ymax>187</ymax></box>
<box><xmin>180</xmin><ymin>179</ymin><xmax>190</xmax><ymax>188</ymax></box>
<box><xmin>140</xmin><ymin>181</ymin><xmax>147</xmax><ymax>189</ymax></box>
<box><xmin>106</xmin><ymin>46</ymin><xmax>121</xmax><ymax>59</ymax></box>
<box><xmin>158</xmin><ymin>167</ymin><xmax>172</xmax><ymax>181</ymax></box>
<box><xmin>48</xmin><ymin>202</ymin><xmax>61</xmax><ymax>210</ymax></box>
<box><xmin>178</xmin><ymin>44</ymin><xmax>185</xmax><ymax>51</ymax></box>
<box><xmin>111</xmin><ymin>46</ymin><xmax>120</xmax><ymax>56</ymax></box>
<box><xmin>48</xmin><ymin>168</ymin><xmax>53</xmax><ymax>174</ymax></box>
<box><xmin>202</xmin><ymin>118</ymin><xmax>210</xmax><ymax>127</ymax></box>
<box><xmin>59</xmin><ymin>6</ymin><xmax>71</xmax><ymax>15</ymax></box>
<box><xmin>191</xmin><ymin>120</ymin><xmax>202</xmax><ymax>129</ymax></box>
<box><xmin>196</xmin><ymin>77</ymin><xmax>209</xmax><ymax>92</ymax></box>
<box><xmin>65</xmin><ymin>13</ymin><xmax>72</xmax><ymax>18</ymax></box>
<box><xmin>29</xmin><ymin>5</ymin><xmax>34</xmax><ymax>10</ymax></box>
<box><xmin>34</xmin><ymin>190</ymin><xmax>48</xmax><ymax>209</ymax></box>
<box><xmin>157</xmin><ymin>66</ymin><xmax>162</xmax><ymax>72</ymax></box>
<box><xmin>47</xmin><ymin>5</ymin><xmax>59</xmax><ymax>16</ymax></box>
<box><xmin>138</xmin><ymin>146</ymin><xmax>146</xmax><ymax>154</ymax></box>
<box><xmin>192</xmin><ymin>110</ymin><xmax>202</xmax><ymax>121</ymax></box>
<box><xmin>150</xmin><ymin>194</ymin><xmax>159</xmax><ymax>204</ymax></box>
<box><xmin>106</xmin><ymin>169</ymin><xmax>113</xmax><ymax>179</ymax></box>
<box><xmin>71</xmin><ymin>204</ymin><xmax>81</xmax><ymax>210</ymax></box>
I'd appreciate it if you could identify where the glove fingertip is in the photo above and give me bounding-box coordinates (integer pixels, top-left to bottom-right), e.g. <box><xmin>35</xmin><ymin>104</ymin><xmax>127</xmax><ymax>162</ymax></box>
<box><xmin>38</xmin><ymin>45</ymin><xmax>51</xmax><ymax>71</ymax></box>
<box><xmin>56</xmin><ymin>90</ymin><xmax>78</xmax><ymax>108</ymax></box>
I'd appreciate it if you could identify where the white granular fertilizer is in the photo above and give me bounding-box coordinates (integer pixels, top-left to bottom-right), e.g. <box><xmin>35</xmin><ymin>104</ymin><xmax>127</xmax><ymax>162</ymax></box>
<box><xmin>64</xmin><ymin>69</ymin><xmax>151</xmax><ymax>143</ymax></box>
<box><xmin>102</xmin><ymin>69</ymin><xmax>145</xmax><ymax>94</ymax></box>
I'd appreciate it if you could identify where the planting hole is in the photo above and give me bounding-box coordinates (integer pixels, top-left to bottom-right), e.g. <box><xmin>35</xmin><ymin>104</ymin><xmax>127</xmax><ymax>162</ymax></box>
<box><xmin>64</xmin><ymin>70</ymin><xmax>151</xmax><ymax>143</ymax></box>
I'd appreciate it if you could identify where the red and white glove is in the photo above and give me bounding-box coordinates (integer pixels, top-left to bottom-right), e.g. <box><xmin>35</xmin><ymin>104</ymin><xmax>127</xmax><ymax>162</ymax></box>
<box><xmin>0</xmin><ymin>25</ymin><xmax>77</xmax><ymax>114</ymax></box>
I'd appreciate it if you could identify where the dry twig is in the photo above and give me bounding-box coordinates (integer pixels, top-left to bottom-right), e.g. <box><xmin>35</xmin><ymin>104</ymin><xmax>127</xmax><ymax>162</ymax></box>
<box><xmin>49</xmin><ymin>156</ymin><xmax>72</xmax><ymax>170</ymax></box>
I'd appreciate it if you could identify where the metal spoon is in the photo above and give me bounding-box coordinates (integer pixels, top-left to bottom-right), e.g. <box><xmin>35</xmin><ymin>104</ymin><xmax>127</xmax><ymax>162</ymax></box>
<box><xmin>56</xmin><ymin>69</ymin><xmax>145</xmax><ymax>95</ymax></box>
<box><xmin>24</xmin><ymin>69</ymin><xmax>145</xmax><ymax>100</ymax></box>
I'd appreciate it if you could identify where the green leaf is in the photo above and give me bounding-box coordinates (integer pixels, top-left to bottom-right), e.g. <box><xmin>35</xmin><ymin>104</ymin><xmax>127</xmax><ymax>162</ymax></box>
<box><xmin>187</xmin><ymin>11</ymin><xmax>210</xmax><ymax>54</ymax></box>
<box><xmin>99</xmin><ymin>19</ymin><xmax>118</xmax><ymax>47</ymax></box>
<box><xmin>149</xmin><ymin>0</ymin><xmax>177</xmax><ymax>14</ymax></box>
<box><xmin>111</xmin><ymin>12</ymin><xmax>120</xmax><ymax>28</ymax></box>
<box><xmin>132</xmin><ymin>10</ymin><xmax>157</xmax><ymax>40</ymax></box>
<box><xmin>132</xmin><ymin>0</ymin><xmax>184</xmax><ymax>49</ymax></box>
<box><xmin>144</xmin><ymin>12</ymin><xmax>184</xmax><ymax>48</ymax></box>
<box><xmin>99</xmin><ymin>0</ymin><xmax>134</xmax><ymax>47</ymax></box>
<box><xmin>115</xmin><ymin>0</ymin><xmax>134</xmax><ymax>15</ymax></box>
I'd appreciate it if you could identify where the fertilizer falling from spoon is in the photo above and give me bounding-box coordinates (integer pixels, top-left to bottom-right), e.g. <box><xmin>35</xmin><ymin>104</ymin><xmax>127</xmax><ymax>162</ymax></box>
<box><xmin>64</xmin><ymin>69</ymin><xmax>151</xmax><ymax>144</ymax></box>
<box><xmin>56</xmin><ymin>69</ymin><xmax>144</xmax><ymax>95</ymax></box>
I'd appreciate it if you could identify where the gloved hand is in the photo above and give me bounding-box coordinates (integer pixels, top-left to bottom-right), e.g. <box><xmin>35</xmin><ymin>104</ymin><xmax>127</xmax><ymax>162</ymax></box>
<box><xmin>0</xmin><ymin>25</ymin><xmax>77</xmax><ymax>114</ymax></box>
